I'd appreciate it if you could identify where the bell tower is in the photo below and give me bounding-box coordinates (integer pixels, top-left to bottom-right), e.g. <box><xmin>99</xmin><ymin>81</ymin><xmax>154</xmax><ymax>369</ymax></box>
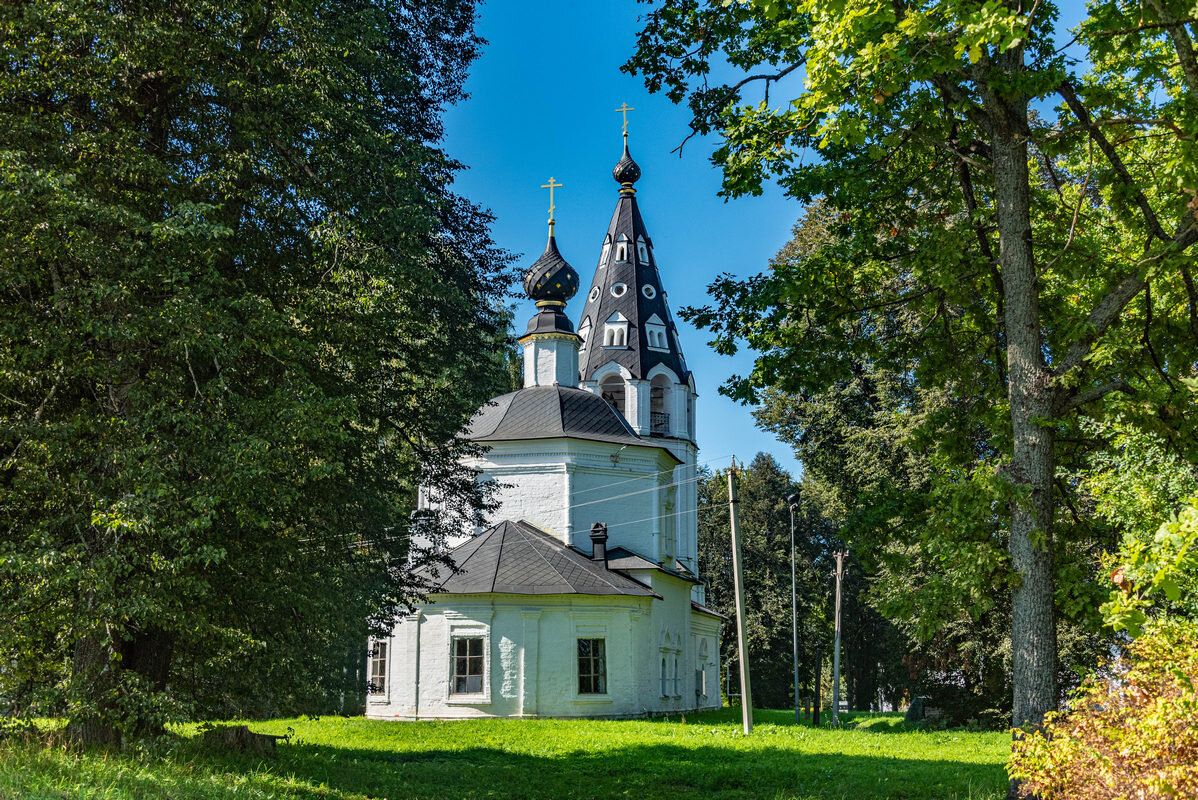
<box><xmin>575</xmin><ymin>128</ymin><xmax>696</xmax><ymax>444</ymax></box>
<box><xmin>575</xmin><ymin>115</ymin><xmax>701</xmax><ymax>581</ymax></box>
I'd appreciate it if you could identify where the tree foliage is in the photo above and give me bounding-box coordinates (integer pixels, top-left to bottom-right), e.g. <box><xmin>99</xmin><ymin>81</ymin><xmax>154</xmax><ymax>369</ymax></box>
<box><xmin>1085</xmin><ymin>414</ymin><xmax>1198</xmax><ymax>635</ymax></box>
<box><xmin>1008</xmin><ymin>619</ymin><xmax>1198</xmax><ymax>799</ymax></box>
<box><xmin>698</xmin><ymin>454</ymin><xmax>908</xmax><ymax>711</ymax></box>
<box><xmin>627</xmin><ymin>0</ymin><xmax>1198</xmax><ymax>726</ymax></box>
<box><xmin>0</xmin><ymin>0</ymin><xmax>511</xmax><ymax>743</ymax></box>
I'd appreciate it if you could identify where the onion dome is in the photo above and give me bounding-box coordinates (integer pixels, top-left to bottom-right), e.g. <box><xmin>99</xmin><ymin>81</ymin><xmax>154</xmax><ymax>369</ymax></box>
<box><xmin>612</xmin><ymin>134</ymin><xmax>641</xmax><ymax>189</ymax></box>
<box><xmin>523</xmin><ymin>231</ymin><xmax>579</xmax><ymax>304</ymax></box>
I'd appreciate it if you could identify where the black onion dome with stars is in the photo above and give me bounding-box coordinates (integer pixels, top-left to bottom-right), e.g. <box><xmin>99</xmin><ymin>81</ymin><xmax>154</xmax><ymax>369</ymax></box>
<box><xmin>612</xmin><ymin>137</ymin><xmax>641</xmax><ymax>186</ymax></box>
<box><xmin>523</xmin><ymin>231</ymin><xmax>580</xmax><ymax>303</ymax></box>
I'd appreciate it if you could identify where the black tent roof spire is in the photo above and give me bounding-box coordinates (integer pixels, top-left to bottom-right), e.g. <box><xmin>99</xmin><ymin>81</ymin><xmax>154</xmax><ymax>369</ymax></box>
<box><xmin>575</xmin><ymin>122</ymin><xmax>690</xmax><ymax>392</ymax></box>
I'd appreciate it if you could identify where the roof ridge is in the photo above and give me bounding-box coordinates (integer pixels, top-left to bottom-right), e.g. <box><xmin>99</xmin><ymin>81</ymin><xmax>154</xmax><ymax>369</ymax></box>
<box><xmin>454</xmin><ymin>524</ymin><xmax>500</xmax><ymax>590</ymax></box>
<box><xmin>518</xmin><ymin>524</ymin><xmax>572</xmax><ymax>589</ymax></box>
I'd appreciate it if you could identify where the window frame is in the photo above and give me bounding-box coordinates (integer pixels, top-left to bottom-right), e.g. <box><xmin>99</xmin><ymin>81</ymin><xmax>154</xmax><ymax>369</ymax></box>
<box><xmin>367</xmin><ymin>638</ymin><xmax>389</xmax><ymax>701</ymax></box>
<box><xmin>445</xmin><ymin>630</ymin><xmax>491</xmax><ymax>704</ymax></box>
<box><xmin>576</xmin><ymin>637</ymin><xmax>607</xmax><ymax>695</ymax></box>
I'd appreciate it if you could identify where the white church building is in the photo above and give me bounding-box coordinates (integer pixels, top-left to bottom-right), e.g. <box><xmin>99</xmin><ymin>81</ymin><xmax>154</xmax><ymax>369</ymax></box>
<box><xmin>365</xmin><ymin>132</ymin><xmax>722</xmax><ymax>720</ymax></box>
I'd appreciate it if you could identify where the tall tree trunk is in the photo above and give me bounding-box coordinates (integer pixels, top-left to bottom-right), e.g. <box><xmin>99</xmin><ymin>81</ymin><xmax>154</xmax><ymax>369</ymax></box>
<box><xmin>66</xmin><ymin>630</ymin><xmax>122</xmax><ymax>748</ymax></box>
<box><xmin>986</xmin><ymin>49</ymin><xmax>1058</xmax><ymax>731</ymax></box>
<box><xmin>66</xmin><ymin>625</ymin><xmax>176</xmax><ymax>747</ymax></box>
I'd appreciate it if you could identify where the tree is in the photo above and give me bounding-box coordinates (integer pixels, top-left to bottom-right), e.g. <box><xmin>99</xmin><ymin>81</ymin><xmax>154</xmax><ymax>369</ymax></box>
<box><xmin>627</xmin><ymin>0</ymin><xmax>1198</xmax><ymax>728</ymax></box>
<box><xmin>1011</xmin><ymin>429</ymin><xmax>1198</xmax><ymax>797</ymax></box>
<box><xmin>697</xmin><ymin>453</ymin><xmax>905</xmax><ymax>711</ymax></box>
<box><xmin>0</xmin><ymin>0</ymin><xmax>510</xmax><ymax>743</ymax></box>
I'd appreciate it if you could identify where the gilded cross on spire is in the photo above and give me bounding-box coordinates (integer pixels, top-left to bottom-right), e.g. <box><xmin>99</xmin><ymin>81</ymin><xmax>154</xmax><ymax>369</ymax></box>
<box><xmin>615</xmin><ymin>102</ymin><xmax>635</xmax><ymax>135</ymax></box>
<box><xmin>540</xmin><ymin>176</ymin><xmax>562</xmax><ymax>228</ymax></box>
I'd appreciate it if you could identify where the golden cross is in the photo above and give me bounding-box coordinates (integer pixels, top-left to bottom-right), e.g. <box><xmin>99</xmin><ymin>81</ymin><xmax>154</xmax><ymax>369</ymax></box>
<box><xmin>615</xmin><ymin>102</ymin><xmax>635</xmax><ymax>134</ymax></box>
<box><xmin>540</xmin><ymin>176</ymin><xmax>563</xmax><ymax>224</ymax></box>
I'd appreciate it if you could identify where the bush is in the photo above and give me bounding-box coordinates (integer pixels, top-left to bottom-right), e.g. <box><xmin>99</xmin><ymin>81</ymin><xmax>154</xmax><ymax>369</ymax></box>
<box><xmin>1008</xmin><ymin>620</ymin><xmax>1198</xmax><ymax>799</ymax></box>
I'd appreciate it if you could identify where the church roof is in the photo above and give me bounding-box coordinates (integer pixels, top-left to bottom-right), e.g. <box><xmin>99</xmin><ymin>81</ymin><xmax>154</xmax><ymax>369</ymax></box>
<box><xmin>421</xmin><ymin>520</ymin><xmax>659</xmax><ymax>597</ymax></box>
<box><xmin>605</xmin><ymin>546</ymin><xmax>703</xmax><ymax>584</ymax></box>
<box><xmin>523</xmin><ymin>230</ymin><xmax>579</xmax><ymax>308</ymax></box>
<box><xmin>465</xmin><ymin>385</ymin><xmax>681</xmax><ymax>462</ymax></box>
<box><xmin>576</xmin><ymin>138</ymin><xmax>690</xmax><ymax>385</ymax></box>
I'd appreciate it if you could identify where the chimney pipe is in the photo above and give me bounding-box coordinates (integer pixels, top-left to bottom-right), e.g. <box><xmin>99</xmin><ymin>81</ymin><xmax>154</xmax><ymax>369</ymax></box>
<box><xmin>590</xmin><ymin>522</ymin><xmax>609</xmax><ymax>566</ymax></box>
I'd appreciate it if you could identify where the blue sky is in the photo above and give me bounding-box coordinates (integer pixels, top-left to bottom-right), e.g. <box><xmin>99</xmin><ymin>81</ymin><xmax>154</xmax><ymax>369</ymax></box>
<box><xmin>443</xmin><ymin>0</ymin><xmax>806</xmax><ymax>478</ymax></box>
<box><xmin>441</xmin><ymin>0</ymin><xmax>1090</xmax><ymax>480</ymax></box>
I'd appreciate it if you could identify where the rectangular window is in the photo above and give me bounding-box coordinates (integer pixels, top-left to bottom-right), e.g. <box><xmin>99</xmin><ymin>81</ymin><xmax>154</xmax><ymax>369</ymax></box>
<box><xmin>577</xmin><ymin>638</ymin><xmax>607</xmax><ymax>694</ymax></box>
<box><xmin>452</xmin><ymin>637</ymin><xmax>484</xmax><ymax>694</ymax></box>
<box><xmin>369</xmin><ymin>640</ymin><xmax>388</xmax><ymax>695</ymax></box>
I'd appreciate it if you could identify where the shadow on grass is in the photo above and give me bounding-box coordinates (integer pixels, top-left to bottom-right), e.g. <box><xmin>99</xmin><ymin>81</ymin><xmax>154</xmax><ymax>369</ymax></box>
<box><xmin>183</xmin><ymin>723</ymin><xmax>1005</xmax><ymax>800</ymax></box>
<box><xmin>4</xmin><ymin>713</ymin><xmax>1005</xmax><ymax>800</ymax></box>
<box><xmin>667</xmin><ymin>707</ymin><xmax>919</xmax><ymax>734</ymax></box>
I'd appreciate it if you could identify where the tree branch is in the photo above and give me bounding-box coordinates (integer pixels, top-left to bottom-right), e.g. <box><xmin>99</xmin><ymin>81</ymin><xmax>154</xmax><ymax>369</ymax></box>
<box><xmin>1058</xmin><ymin>81</ymin><xmax>1169</xmax><ymax>245</ymax></box>
<box><xmin>1056</xmin><ymin>378</ymin><xmax>1132</xmax><ymax>413</ymax></box>
<box><xmin>1144</xmin><ymin>0</ymin><xmax>1198</xmax><ymax>99</ymax></box>
<box><xmin>1053</xmin><ymin>272</ymin><xmax>1146</xmax><ymax>377</ymax></box>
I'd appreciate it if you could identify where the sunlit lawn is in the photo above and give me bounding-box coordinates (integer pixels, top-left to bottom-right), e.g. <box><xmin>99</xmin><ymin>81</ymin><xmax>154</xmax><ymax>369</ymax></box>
<box><xmin>1</xmin><ymin>709</ymin><xmax>1009</xmax><ymax>800</ymax></box>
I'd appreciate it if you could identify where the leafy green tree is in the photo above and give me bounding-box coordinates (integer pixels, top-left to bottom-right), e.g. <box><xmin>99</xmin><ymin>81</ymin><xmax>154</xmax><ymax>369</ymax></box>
<box><xmin>698</xmin><ymin>453</ymin><xmax>905</xmax><ymax>711</ymax></box>
<box><xmin>0</xmin><ymin>0</ymin><xmax>510</xmax><ymax>744</ymax></box>
<box><xmin>627</xmin><ymin>0</ymin><xmax>1198</xmax><ymax>727</ymax></box>
<box><xmin>1084</xmin><ymin>410</ymin><xmax>1198</xmax><ymax>634</ymax></box>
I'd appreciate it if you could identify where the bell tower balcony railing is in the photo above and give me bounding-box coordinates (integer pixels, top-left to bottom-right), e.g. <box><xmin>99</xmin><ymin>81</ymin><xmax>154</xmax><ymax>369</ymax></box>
<box><xmin>650</xmin><ymin>411</ymin><xmax>670</xmax><ymax>436</ymax></box>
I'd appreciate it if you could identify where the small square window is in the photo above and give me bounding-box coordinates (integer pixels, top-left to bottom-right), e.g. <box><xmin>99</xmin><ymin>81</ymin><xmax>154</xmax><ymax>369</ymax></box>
<box><xmin>452</xmin><ymin>637</ymin><xmax>485</xmax><ymax>694</ymax></box>
<box><xmin>577</xmin><ymin>638</ymin><xmax>607</xmax><ymax>694</ymax></box>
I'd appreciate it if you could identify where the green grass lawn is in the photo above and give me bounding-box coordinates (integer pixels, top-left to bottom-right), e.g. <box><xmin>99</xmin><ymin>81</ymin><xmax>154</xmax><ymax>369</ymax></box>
<box><xmin>1</xmin><ymin>710</ymin><xmax>1010</xmax><ymax>800</ymax></box>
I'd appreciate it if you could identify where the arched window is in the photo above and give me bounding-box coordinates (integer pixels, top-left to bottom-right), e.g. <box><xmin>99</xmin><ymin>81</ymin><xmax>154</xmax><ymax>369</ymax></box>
<box><xmin>600</xmin><ymin>375</ymin><xmax>625</xmax><ymax>415</ymax></box>
<box><xmin>673</xmin><ymin>656</ymin><xmax>680</xmax><ymax>696</ymax></box>
<box><xmin>650</xmin><ymin>375</ymin><xmax>670</xmax><ymax>435</ymax></box>
<box><xmin>661</xmin><ymin>658</ymin><xmax>668</xmax><ymax>696</ymax></box>
<box><xmin>637</xmin><ymin>236</ymin><xmax>649</xmax><ymax>263</ymax></box>
<box><xmin>578</xmin><ymin>318</ymin><xmax>592</xmax><ymax>349</ymax></box>
<box><xmin>616</xmin><ymin>234</ymin><xmax>629</xmax><ymax>262</ymax></box>
<box><xmin>599</xmin><ymin>235</ymin><xmax>611</xmax><ymax>265</ymax></box>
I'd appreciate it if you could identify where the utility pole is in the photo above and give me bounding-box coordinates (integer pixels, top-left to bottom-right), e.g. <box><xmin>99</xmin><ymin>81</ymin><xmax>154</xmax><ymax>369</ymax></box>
<box><xmin>812</xmin><ymin>643</ymin><xmax>821</xmax><ymax>727</ymax></box>
<box><xmin>728</xmin><ymin>459</ymin><xmax>753</xmax><ymax>734</ymax></box>
<box><xmin>832</xmin><ymin>549</ymin><xmax>848</xmax><ymax>727</ymax></box>
<box><xmin>787</xmin><ymin>492</ymin><xmax>801</xmax><ymax>724</ymax></box>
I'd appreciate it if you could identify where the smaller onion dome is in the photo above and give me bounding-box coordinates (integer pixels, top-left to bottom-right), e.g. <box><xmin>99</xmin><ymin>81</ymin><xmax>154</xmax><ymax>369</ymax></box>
<box><xmin>612</xmin><ymin>135</ymin><xmax>641</xmax><ymax>187</ymax></box>
<box><xmin>523</xmin><ymin>231</ymin><xmax>579</xmax><ymax>304</ymax></box>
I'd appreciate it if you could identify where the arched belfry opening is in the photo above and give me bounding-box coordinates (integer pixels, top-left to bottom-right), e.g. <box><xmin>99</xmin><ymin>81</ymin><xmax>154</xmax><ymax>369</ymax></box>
<box><xmin>600</xmin><ymin>374</ymin><xmax>626</xmax><ymax>416</ymax></box>
<box><xmin>650</xmin><ymin>375</ymin><xmax>670</xmax><ymax>436</ymax></box>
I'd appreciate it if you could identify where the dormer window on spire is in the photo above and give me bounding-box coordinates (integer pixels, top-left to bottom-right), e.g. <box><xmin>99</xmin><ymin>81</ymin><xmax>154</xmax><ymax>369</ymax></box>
<box><xmin>636</xmin><ymin>236</ymin><xmax>649</xmax><ymax>263</ymax></box>
<box><xmin>603</xmin><ymin>312</ymin><xmax>628</xmax><ymax>348</ymax></box>
<box><xmin>616</xmin><ymin>234</ymin><xmax>629</xmax><ymax>262</ymax></box>
<box><xmin>645</xmin><ymin>314</ymin><xmax>668</xmax><ymax>352</ymax></box>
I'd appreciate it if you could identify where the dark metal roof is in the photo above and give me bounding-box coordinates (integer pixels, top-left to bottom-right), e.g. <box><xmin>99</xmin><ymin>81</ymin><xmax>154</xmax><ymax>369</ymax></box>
<box><xmin>522</xmin><ymin>305</ymin><xmax>576</xmax><ymax>337</ymax></box>
<box><xmin>420</xmin><ymin>520</ymin><xmax>659</xmax><ymax>597</ymax></box>
<box><xmin>691</xmin><ymin>600</ymin><xmax>727</xmax><ymax>620</ymax></box>
<box><xmin>605</xmin><ymin>546</ymin><xmax>703</xmax><ymax>584</ymax></box>
<box><xmin>523</xmin><ymin>231</ymin><xmax>579</xmax><ymax>304</ymax></box>
<box><xmin>576</xmin><ymin>143</ymin><xmax>690</xmax><ymax>390</ymax></box>
<box><xmin>612</xmin><ymin>135</ymin><xmax>642</xmax><ymax>186</ymax></box>
<box><xmin>464</xmin><ymin>385</ymin><xmax>681</xmax><ymax>461</ymax></box>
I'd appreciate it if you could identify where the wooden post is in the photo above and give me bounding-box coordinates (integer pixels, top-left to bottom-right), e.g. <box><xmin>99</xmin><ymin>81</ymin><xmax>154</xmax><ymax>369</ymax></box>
<box><xmin>728</xmin><ymin>460</ymin><xmax>753</xmax><ymax>734</ymax></box>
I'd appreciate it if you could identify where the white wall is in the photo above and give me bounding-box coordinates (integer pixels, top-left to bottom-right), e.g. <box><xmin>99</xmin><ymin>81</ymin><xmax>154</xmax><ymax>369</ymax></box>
<box><xmin>366</xmin><ymin>584</ymin><xmax>722</xmax><ymax>720</ymax></box>
<box><xmin>463</xmin><ymin>438</ymin><xmax>679</xmax><ymax>560</ymax></box>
